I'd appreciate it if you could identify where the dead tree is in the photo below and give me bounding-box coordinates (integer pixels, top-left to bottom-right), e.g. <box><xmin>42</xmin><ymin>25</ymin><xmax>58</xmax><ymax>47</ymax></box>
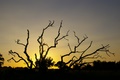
<box><xmin>7</xmin><ymin>30</ymin><xmax>34</xmax><ymax>69</ymax></box>
<box><xmin>7</xmin><ymin>20</ymin><xmax>69</xmax><ymax>70</ymax></box>
<box><xmin>7</xmin><ymin>20</ymin><xmax>114</xmax><ymax>71</ymax></box>
<box><xmin>56</xmin><ymin>31</ymin><xmax>115</xmax><ymax>70</ymax></box>
<box><xmin>35</xmin><ymin>20</ymin><xmax>69</xmax><ymax>71</ymax></box>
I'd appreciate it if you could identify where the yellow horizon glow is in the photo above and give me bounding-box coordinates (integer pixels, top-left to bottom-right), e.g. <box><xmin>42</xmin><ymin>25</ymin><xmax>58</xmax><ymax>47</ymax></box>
<box><xmin>3</xmin><ymin>37</ymin><xmax>118</xmax><ymax>68</ymax></box>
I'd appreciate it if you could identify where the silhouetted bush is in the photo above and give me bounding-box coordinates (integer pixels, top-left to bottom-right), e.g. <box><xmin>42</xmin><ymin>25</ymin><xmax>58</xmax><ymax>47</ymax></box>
<box><xmin>0</xmin><ymin>53</ymin><xmax>4</xmax><ymax>68</ymax></box>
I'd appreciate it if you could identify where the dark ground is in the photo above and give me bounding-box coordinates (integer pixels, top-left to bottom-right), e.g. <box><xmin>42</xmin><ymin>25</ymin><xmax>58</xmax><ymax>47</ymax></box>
<box><xmin>0</xmin><ymin>68</ymin><xmax>120</xmax><ymax>80</ymax></box>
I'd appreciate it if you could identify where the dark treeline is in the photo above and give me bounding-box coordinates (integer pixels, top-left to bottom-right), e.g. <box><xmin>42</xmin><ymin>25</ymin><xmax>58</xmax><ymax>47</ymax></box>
<box><xmin>1</xmin><ymin>60</ymin><xmax>120</xmax><ymax>70</ymax></box>
<box><xmin>81</xmin><ymin>60</ymin><xmax>120</xmax><ymax>70</ymax></box>
<box><xmin>1</xmin><ymin>60</ymin><xmax>120</xmax><ymax>71</ymax></box>
<box><xmin>0</xmin><ymin>60</ymin><xmax>120</xmax><ymax>80</ymax></box>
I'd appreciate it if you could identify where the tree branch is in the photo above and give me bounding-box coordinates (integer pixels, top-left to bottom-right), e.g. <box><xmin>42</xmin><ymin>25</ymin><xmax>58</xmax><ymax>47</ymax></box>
<box><xmin>61</xmin><ymin>34</ymin><xmax>88</xmax><ymax>62</ymax></box>
<box><xmin>7</xmin><ymin>57</ymin><xmax>23</xmax><ymax>63</ymax></box>
<box><xmin>15</xmin><ymin>39</ymin><xmax>25</xmax><ymax>46</ymax></box>
<box><xmin>44</xmin><ymin>20</ymin><xmax>69</xmax><ymax>59</ymax></box>
<box><xmin>37</xmin><ymin>20</ymin><xmax>54</xmax><ymax>59</ymax></box>
<box><xmin>8</xmin><ymin>50</ymin><xmax>29</xmax><ymax>67</ymax></box>
<box><xmin>8</xmin><ymin>30</ymin><xmax>33</xmax><ymax>69</ymax></box>
<box><xmin>69</xmin><ymin>44</ymin><xmax>114</xmax><ymax>68</ymax></box>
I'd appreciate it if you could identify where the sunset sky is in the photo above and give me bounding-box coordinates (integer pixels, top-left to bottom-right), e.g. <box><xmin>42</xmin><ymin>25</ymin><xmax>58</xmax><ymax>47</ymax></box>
<box><xmin>0</xmin><ymin>0</ymin><xmax>120</xmax><ymax>68</ymax></box>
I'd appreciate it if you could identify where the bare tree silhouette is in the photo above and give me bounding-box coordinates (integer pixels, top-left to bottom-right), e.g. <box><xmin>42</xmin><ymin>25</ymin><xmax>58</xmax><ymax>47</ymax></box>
<box><xmin>0</xmin><ymin>53</ymin><xmax>4</xmax><ymax>67</ymax></box>
<box><xmin>56</xmin><ymin>31</ymin><xmax>115</xmax><ymax>70</ymax></box>
<box><xmin>7</xmin><ymin>20</ymin><xmax>69</xmax><ymax>71</ymax></box>
<box><xmin>7</xmin><ymin>20</ymin><xmax>114</xmax><ymax>71</ymax></box>
<box><xmin>7</xmin><ymin>30</ymin><xmax>34</xmax><ymax>69</ymax></box>
<box><xmin>35</xmin><ymin>20</ymin><xmax>69</xmax><ymax>71</ymax></box>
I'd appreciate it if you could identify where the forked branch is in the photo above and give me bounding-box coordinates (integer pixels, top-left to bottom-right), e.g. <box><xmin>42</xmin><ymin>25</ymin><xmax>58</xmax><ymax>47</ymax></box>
<box><xmin>61</xmin><ymin>32</ymin><xmax>88</xmax><ymax>62</ymax></box>
<box><xmin>37</xmin><ymin>20</ymin><xmax>69</xmax><ymax>59</ymax></box>
<box><xmin>69</xmin><ymin>44</ymin><xmax>114</xmax><ymax>68</ymax></box>
<box><xmin>8</xmin><ymin>30</ymin><xmax>33</xmax><ymax>69</ymax></box>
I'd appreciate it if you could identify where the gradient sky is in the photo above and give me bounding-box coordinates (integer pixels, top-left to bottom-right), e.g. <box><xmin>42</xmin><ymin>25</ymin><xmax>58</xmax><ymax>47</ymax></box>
<box><xmin>0</xmin><ymin>0</ymin><xmax>120</xmax><ymax>67</ymax></box>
